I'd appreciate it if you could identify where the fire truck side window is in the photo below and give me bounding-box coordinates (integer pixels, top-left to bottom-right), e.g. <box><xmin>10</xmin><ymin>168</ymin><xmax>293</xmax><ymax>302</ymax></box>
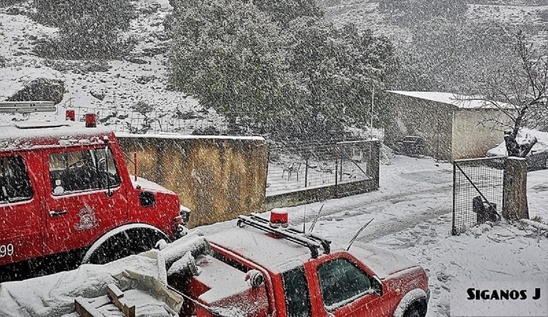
<box><xmin>317</xmin><ymin>258</ymin><xmax>371</xmax><ymax>309</ymax></box>
<box><xmin>48</xmin><ymin>148</ymin><xmax>120</xmax><ymax>195</ymax></box>
<box><xmin>0</xmin><ymin>156</ymin><xmax>33</xmax><ymax>204</ymax></box>
<box><xmin>282</xmin><ymin>266</ymin><xmax>311</xmax><ymax>317</ymax></box>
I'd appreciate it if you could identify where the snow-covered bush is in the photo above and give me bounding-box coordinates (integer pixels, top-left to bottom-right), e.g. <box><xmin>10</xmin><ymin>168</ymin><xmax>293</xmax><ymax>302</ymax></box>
<box><xmin>31</xmin><ymin>0</ymin><xmax>137</xmax><ymax>59</ymax></box>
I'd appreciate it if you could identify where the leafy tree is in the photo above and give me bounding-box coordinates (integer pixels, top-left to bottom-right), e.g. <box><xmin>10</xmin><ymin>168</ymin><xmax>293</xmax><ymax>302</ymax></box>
<box><xmin>168</xmin><ymin>0</ymin><xmax>398</xmax><ymax>141</ymax></box>
<box><xmin>285</xmin><ymin>18</ymin><xmax>397</xmax><ymax>140</ymax></box>
<box><xmin>168</xmin><ymin>0</ymin><xmax>291</xmax><ymax>130</ymax></box>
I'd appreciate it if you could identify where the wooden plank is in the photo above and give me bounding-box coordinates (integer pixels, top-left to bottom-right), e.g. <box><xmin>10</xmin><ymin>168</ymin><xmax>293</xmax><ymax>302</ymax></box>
<box><xmin>107</xmin><ymin>283</ymin><xmax>124</xmax><ymax>299</ymax></box>
<box><xmin>521</xmin><ymin>219</ymin><xmax>548</xmax><ymax>231</ymax></box>
<box><xmin>107</xmin><ymin>284</ymin><xmax>136</xmax><ymax>317</ymax></box>
<box><xmin>74</xmin><ymin>297</ymin><xmax>105</xmax><ymax>317</ymax></box>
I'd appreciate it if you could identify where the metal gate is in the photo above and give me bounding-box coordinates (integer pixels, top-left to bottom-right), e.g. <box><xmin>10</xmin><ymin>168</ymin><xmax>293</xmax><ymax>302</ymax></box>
<box><xmin>452</xmin><ymin>157</ymin><xmax>505</xmax><ymax>235</ymax></box>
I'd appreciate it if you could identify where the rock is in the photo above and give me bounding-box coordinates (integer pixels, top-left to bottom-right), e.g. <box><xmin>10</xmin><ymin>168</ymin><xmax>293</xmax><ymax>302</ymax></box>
<box><xmin>7</xmin><ymin>78</ymin><xmax>65</xmax><ymax>104</ymax></box>
<box><xmin>90</xmin><ymin>90</ymin><xmax>105</xmax><ymax>101</ymax></box>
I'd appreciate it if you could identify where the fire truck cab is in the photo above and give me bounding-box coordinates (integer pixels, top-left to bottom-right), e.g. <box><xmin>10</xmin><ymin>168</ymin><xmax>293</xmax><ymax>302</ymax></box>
<box><xmin>0</xmin><ymin>101</ymin><xmax>189</xmax><ymax>282</ymax></box>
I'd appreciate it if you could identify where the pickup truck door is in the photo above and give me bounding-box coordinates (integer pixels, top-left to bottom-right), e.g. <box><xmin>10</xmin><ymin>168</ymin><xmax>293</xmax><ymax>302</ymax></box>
<box><xmin>0</xmin><ymin>153</ymin><xmax>43</xmax><ymax>267</ymax></box>
<box><xmin>308</xmin><ymin>255</ymin><xmax>384</xmax><ymax>317</ymax></box>
<box><xmin>281</xmin><ymin>265</ymin><xmax>314</xmax><ymax>317</ymax></box>
<box><xmin>42</xmin><ymin>145</ymin><xmax>127</xmax><ymax>255</ymax></box>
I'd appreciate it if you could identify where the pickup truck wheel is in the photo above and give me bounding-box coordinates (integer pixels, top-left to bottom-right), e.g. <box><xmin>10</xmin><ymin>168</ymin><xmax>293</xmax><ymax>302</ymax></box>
<box><xmin>82</xmin><ymin>226</ymin><xmax>168</xmax><ymax>265</ymax></box>
<box><xmin>403</xmin><ymin>301</ymin><xmax>426</xmax><ymax>317</ymax></box>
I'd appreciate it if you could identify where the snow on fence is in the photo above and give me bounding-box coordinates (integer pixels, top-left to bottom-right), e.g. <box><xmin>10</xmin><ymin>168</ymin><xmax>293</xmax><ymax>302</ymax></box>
<box><xmin>265</xmin><ymin>139</ymin><xmax>380</xmax><ymax>209</ymax></box>
<box><xmin>69</xmin><ymin>106</ymin><xmax>231</xmax><ymax>135</ymax></box>
<box><xmin>452</xmin><ymin>157</ymin><xmax>505</xmax><ymax>235</ymax></box>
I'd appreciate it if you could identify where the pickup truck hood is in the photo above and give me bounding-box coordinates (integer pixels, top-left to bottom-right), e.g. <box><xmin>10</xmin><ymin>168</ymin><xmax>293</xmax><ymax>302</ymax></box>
<box><xmin>345</xmin><ymin>241</ymin><xmax>420</xmax><ymax>279</ymax></box>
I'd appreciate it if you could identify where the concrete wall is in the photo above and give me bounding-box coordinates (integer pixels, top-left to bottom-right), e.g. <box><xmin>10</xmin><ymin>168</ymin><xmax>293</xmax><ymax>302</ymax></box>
<box><xmin>118</xmin><ymin>135</ymin><xmax>268</xmax><ymax>227</ymax></box>
<box><xmin>386</xmin><ymin>94</ymin><xmax>454</xmax><ymax>161</ymax></box>
<box><xmin>387</xmin><ymin>94</ymin><xmax>513</xmax><ymax>161</ymax></box>
<box><xmin>452</xmin><ymin>109</ymin><xmax>513</xmax><ymax>160</ymax></box>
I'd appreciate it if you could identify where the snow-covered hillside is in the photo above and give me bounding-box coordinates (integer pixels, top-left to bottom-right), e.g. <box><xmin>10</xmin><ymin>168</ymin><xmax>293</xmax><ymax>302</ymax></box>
<box><xmin>0</xmin><ymin>0</ymin><xmax>226</xmax><ymax>134</ymax></box>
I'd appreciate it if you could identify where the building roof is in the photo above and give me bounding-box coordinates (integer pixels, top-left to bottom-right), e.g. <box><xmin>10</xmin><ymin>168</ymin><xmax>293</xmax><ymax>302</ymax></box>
<box><xmin>388</xmin><ymin>91</ymin><xmax>514</xmax><ymax>109</ymax></box>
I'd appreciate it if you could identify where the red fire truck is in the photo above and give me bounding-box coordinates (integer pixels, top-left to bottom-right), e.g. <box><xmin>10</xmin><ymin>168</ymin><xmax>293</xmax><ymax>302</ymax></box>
<box><xmin>0</xmin><ymin>101</ymin><xmax>189</xmax><ymax>282</ymax></box>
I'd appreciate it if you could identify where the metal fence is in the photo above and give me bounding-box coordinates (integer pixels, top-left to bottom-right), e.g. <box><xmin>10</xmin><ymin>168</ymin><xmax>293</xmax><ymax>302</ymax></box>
<box><xmin>70</xmin><ymin>106</ymin><xmax>233</xmax><ymax>135</ymax></box>
<box><xmin>266</xmin><ymin>140</ymin><xmax>377</xmax><ymax>196</ymax></box>
<box><xmin>452</xmin><ymin>157</ymin><xmax>505</xmax><ymax>235</ymax></box>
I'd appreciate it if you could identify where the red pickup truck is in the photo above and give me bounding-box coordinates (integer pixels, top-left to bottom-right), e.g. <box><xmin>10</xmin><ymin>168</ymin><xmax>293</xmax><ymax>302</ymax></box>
<box><xmin>171</xmin><ymin>212</ymin><xmax>429</xmax><ymax>317</ymax></box>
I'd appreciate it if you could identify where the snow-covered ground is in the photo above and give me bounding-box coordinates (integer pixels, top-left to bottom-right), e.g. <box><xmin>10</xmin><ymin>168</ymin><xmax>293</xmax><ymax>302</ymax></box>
<box><xmin>2</xmin><ymin>1</ymin><xmax>548</xmax><ymax>316</ymax></box>
<box><xmin>203</xmin><ymin>155</ymin><xmax>548</xmax><ymax>317</ymax></box>
<box><xmin>1</xmin><ymin>155</ymin><xmax>547</xmax><ymax>316</ymax></box>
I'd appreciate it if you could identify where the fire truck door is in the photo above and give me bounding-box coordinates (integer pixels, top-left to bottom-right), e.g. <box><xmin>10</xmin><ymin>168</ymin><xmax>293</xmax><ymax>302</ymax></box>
<box><xmin>42</xmin><ymin>146</ymin><xmax>128</xmax><ymax>255</ymax></box>
<box><xmin>0</xmin><ymin>153</ymin><xmax>43</xmax><ymax>265</ymax></box>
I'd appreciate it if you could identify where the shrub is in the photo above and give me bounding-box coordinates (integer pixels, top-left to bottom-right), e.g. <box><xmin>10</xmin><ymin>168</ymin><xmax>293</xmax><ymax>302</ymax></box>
<box><xmin>31</xmin><ymin>0</ymin><xmax>136</xmax><ymax>59</ymax></box>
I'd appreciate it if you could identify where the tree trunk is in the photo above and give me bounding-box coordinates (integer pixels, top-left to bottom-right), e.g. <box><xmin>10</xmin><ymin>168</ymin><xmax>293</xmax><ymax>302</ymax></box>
<box><xmin>502</xmin><ymin>157</ymin><xmax>529</xmax><ymax>220</ymax></box>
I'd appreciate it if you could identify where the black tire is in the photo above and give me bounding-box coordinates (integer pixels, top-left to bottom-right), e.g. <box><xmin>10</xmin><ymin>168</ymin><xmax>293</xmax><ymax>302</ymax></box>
<box><xmin>85</xmin><ymin>228</ymin><xmax>167</xmax><ymax>265</ymax></box>
<box><xmin>403</xmin><ymin>301</ymin><xmax>427</xmax><ymax>317</ymax></box>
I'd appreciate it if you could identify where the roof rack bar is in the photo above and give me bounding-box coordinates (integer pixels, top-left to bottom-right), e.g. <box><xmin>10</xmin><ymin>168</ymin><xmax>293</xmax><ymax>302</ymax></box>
<box><xmin>248</xmin><ymin>214</ymin><xmax>331</xmax><ymax>253</ymax></box>
<box><xmin>0</xmin><ymin>101</ymin><xmax>56</xmax><ymax>113</ymax></box>
<box><xmin>237</xmin><ymin>213</ymin><xmax>331</xmax><ymax>258</ymax></box>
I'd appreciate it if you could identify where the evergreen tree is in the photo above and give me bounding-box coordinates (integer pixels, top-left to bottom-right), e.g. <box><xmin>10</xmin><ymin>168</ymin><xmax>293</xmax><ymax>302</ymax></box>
<box><xmin>168</xmin><ymin>0</ymin><xmax>398</xmax><ymax>140</ymax></box>
<box><xmin>168</xmin><ymin>0</ymin><xmax>290</xmax><ymax>127</ymax></box>
<box><xmin>285</xmin><ymin>18</ymin><xmax>397</xmax><ymax>139</ymax></box>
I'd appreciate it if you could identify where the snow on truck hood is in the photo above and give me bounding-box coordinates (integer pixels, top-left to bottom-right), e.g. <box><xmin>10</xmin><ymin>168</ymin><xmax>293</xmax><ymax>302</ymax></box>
<box><xmin>344</xmin><ymin>240</ymin><xmax>421</xmax><ymax>279</ymax></box>
<box><xmin>131</xmin><ymin>175</ymin><xmax>174</xmax><ymax>193</ymax></box>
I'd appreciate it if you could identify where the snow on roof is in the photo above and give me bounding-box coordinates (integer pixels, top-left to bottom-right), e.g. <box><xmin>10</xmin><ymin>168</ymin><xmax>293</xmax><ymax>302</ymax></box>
<box><xmin>388</xmin><ymin>91</ymin><xmax>513</xmax><ymax>109</ymax></box>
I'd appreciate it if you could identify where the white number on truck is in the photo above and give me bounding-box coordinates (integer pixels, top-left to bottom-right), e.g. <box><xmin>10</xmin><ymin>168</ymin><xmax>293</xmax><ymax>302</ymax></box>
<box><xmin>0</xmin><ymin>244</ymin><xmax>14</xmax><ymax>257</ymax></box>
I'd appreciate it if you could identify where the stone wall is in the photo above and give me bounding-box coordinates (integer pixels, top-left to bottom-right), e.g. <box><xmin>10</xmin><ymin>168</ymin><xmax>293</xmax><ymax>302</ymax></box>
<box><xmin>118</xmin><ymin>135</ymin><xmax>268</xmax><ymax>227</ymax></box>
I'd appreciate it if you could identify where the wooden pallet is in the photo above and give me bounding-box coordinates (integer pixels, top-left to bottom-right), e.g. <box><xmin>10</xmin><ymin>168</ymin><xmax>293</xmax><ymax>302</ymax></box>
<box><xmin>75</xmin><ymin>284</ymin><xmax>136</xmax><ymax>317</ymax></box>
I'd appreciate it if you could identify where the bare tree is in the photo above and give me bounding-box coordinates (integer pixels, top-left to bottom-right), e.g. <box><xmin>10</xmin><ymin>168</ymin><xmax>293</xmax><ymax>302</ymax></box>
<box><xmin>464</xmin><ymin>31</ymin><xmax>548</xmax><ymax>220</ymax></box>
<box><xmin>471</xmin><ymin>31</ymin><xmax>548</xmax><ymax>157</ymax></box>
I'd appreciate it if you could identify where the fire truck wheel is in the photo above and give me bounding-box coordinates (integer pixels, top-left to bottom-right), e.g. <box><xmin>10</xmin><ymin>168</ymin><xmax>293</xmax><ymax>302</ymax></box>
<box><xmin>82</xmin><ymin>225</ymin><xmax>168</xmax><ymax>265</ymax></box>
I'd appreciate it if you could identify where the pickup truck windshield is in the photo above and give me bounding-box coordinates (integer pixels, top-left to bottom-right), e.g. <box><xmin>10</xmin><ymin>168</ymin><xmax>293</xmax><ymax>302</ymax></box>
<box><xmin>318</xmin><ymin>258</ymin><xmax>371</xmax><ymax>309</ymax></box>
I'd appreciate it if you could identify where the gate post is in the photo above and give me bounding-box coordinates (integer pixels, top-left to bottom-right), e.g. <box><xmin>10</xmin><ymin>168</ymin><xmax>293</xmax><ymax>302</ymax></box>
<box><xmin>502</xmin><ymin>157</ymin><xmax>529</xmax><ymax>220</ymax></box>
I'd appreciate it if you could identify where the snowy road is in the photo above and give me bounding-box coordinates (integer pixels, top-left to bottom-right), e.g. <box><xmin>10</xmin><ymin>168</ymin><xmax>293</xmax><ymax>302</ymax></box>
<box><xmin>2</xmin><ymin>155</ymin><xmax>547</xmax><ymax>317</ymax></box>
<box><xmin>202</xmin><ymin>154</ymin><xmax>548</xmax><ymax>317</ymax></box>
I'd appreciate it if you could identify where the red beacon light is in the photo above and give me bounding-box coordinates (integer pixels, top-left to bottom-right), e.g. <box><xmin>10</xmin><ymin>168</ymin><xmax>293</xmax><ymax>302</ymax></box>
<box><xmin>65</xmin><ymin>109</ymin><xmax>75</xmax><ymax>121</ymax></box>
<box><xmin>270</xmin><ymin>208</ymin><xmax>288</xmax><ymax>228</ymax></box>
<box><xmin>85</xmin><ymin>113</ymin><xmax>97</xmax><ymax>128</ymax></box>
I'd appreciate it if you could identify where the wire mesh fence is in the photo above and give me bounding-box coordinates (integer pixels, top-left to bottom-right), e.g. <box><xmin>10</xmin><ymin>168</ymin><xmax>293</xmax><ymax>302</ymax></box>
<box><xmin>266</xmin><ymin>139</ymin><xmax>377</xmax><ymax>195</ymax></box>
<box><xmin>70</xmin><ymin>106</ymin><xmax>233</xmax><ymax>135</ymax></box>
<box><xmin>452</xmin><ymin>157</ymin><xmax>505</xmax><ymax>235</ymax></box>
